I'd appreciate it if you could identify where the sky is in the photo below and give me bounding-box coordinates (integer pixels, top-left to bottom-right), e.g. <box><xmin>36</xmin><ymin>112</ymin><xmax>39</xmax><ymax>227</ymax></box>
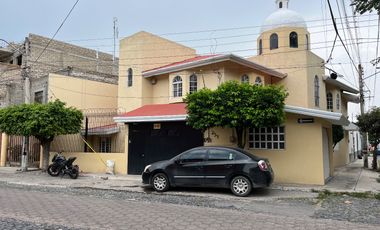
<box><xmin>0</xmin><ymin>0</ymin><xmax>379</xmax><ymax>119</ymax></box>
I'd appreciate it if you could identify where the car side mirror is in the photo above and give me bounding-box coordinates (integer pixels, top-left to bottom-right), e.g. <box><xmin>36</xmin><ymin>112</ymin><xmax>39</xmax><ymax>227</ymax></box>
<box><xmin>175</xmin><ymin>159</ymin><xmax>182</xmax><ymax>165</ymax></box>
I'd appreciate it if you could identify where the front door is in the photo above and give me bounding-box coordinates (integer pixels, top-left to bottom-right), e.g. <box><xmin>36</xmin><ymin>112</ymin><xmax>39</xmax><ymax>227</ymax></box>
<box><xmin>128</xmin><ymin>122</ymin><xmax>204</xmax><ymax>174</ymax></box>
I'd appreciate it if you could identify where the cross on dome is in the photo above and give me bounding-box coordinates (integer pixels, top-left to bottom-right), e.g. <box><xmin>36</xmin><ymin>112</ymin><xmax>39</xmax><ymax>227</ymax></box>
<box><xmin>276</xmin><ymin>0</ymin><xmax>289</xmax><ymax>9</ymax></box>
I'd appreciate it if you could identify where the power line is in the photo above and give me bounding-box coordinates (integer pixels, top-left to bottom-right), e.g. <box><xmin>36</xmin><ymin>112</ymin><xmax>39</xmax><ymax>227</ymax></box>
<box><xmin>33</xmin><ymin>0</ymin><xmax>80</xmax><ymax>64</ymax></box>
<box><xmin>326</xmin><ymin>0</ymin><xmax>359</xmax><ymax>73</ymax></box>
<box><xmin>28</xmin><ymin>39</ymin><xmax>380</xmax><ymax>67</ymax></box>
<box><xmin>373</xmin><ymin>15</ymin><xmax>380</xmax><ymax>107</ymax></box>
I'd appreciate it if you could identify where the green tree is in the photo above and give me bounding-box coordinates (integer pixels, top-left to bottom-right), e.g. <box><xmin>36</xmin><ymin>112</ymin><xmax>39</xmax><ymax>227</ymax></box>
<box><xmin>185</xmin><ymin>81</ymin><xmax>288</xmax><ymax>148</ymax></box>
<box><xmin>356</xmin><ymin>107</ymin><xmax>380</xmax><ymax>170</ymax></box>
<box><xmin>351</xmin><ymin>0</ymin><xmax>380</xmax><ymax>14</ymax></box>
<box><xmin>332</xmin><ymin>125</ymin><xmax>344</xmax><ymax>148</ymax></box>
<box><xmin>0</xmin><ymin>100</ymin><xmax>83</xmax><ymax>170</ymax></box>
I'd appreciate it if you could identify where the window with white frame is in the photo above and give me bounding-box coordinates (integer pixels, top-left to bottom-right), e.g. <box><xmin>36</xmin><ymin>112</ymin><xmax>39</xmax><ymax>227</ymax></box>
<box><xmin>189</xmin><ymin>74</ymin><xmax>197</xmax><ymax>94</ymax></box>
<box><xmin>314</xmin><ymin>75</ymin><xmax>319</xmax><ymax>107</ymax></box>
<box><xmin>336</xmin><ymin>93</ymin><xmax>340</xmax><ymax>110</ymax></box>
<box><xmin>327</xmin><ymin>92</ymin><xmax>333</xmax><ymax>111</ymax></box>
<box><xmin>127</xmin><ymin>68</ymin><xmax>133</xmax><ymax>87</ymax></box>
<box><xmin>255</xmin><ymin>76</ymin><xmax>263</xmax><ymax>85</ymax></box>
<box><xmin>173</xmin><ymin>75</ymin><xmax>183</xmax><ymax>97</ymax></box>
<box><xmin>249</xmin><ymin>126</ymin><xmax>285</xmax><ymax>150</ymax></box>
<box><xmin>241</xmin><ymin>74</ymin><xmax>249</xmax><ymax>84</ymax></box>
<box><xmin>100</xmin><ymin>137</ymin><xmax>111</xmax><ymax>153</ymax></box>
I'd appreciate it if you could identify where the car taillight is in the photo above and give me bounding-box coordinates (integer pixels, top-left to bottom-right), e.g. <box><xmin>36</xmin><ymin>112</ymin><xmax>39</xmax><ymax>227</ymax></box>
<box><xmin>258</xmin><ymin>160</ymin><xmax>268</xmax><ymax>171</ymax></box>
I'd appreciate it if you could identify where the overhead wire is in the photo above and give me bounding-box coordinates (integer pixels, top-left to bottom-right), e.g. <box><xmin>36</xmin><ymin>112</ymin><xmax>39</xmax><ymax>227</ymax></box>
<box><xmin>326</xmin><ymin>0</ymin><xmax>360</xmax><ymax>74</ymax></box>
<box><xmin>372</xmin><ymin>15</ymin><xmax>380</xmax><ymax>106</ymax></box>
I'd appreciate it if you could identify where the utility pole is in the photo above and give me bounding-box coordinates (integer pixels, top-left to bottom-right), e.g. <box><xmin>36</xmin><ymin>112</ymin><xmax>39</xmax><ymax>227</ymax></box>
<box><xmin>113</xmin><ymin>17</ymin><xmax>118</xmax><ymax>74</ymax></box>
<box><xmin>21</xmin><ymin>37</ymin><xmax>30</xmax><ymax>172</ymax></box>
<box><xmin>358</xmin><ymin>64</ymin><xmax>369</xmax><ymax>168</ymax></box>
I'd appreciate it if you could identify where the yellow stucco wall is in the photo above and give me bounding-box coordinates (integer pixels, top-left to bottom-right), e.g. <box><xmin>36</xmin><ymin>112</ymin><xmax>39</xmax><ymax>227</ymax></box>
<box><xmin>49</xmin><ymin>152</ymin><xmax>127</xmax><ymax>174</ymax></box>
<box><xmin>118</xmin><ymin>31</ymin><xmax>196</xmax><ymax>112</ymax></box>
<box><xmin>48</xmin><ymin>73</ymin><xmax>118</xmax><ymax>110</ymax></box>
<box><xmin>250</xmin><ymin>27</ymin><xmax>327</xmax><ymax>110</ymax></box>
<box><xmin>333</xmin><ymin>131</ymin><xmax>350</xmax><ymax>168</ymax></box>
<box><xmin>205</xmin><ymin>114</ymin><xmax>329</xmax><ymax>185</ymax></box>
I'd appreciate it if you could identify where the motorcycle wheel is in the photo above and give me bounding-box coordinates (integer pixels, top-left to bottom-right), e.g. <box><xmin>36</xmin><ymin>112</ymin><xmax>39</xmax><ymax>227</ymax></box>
<box><xmin>47</xmin><ymin>164</ymin><xmax>60</xmax><ymax>177</ymax></box>
<box><xmin>69</xmin><ymin>166</ymin><xmax>79</xmax><ymax>179</ymax></box>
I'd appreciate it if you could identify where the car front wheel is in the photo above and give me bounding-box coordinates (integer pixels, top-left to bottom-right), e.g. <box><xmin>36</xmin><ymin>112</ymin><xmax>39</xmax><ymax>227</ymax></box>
<box><xmin>151</xmin><ymin>173</ymin><xmax>169</xmax><ymax>192</ymax></box>
<box><xmin>230</xmin><ymin>176</ymin><xmax>252</xmax><ymax>197</ymax></box>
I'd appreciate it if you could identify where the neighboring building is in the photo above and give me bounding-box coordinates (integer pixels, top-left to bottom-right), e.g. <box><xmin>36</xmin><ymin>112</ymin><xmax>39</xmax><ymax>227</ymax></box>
<box><xmin>0</xmin><ymin>33</ymin><xmax>118</xmax><ymax>107</ymax></box>
<box><xmin>113</xmin><ymin>0</ymin><xmax>359</xmax><ymax>184</ymax></box>
<box><xmin>0</xmin><ymin>34</ymin><xmax>121</xmax><ymax>171</ymax></box>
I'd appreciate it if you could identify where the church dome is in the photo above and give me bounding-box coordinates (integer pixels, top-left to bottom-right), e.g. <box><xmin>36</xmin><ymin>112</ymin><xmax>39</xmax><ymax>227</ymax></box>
<box><xmin>261</xmin><ymin>0</ymin><xmax>307</xmax><ymax>33</ymax></box>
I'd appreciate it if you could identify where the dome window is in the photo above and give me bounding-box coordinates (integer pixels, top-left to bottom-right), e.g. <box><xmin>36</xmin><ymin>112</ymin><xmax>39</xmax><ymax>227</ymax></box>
<box><xmin>270</xmin><ymin>33</ymin><xmax>279</xmax><ymax>50</ymax></box>
<box><xmin>289</xmin><ymin>32</ymin><xmax>298</xmax><ymax>48</ymax></box>
<box><xmin>259</xmin><ymin>39</ymin><xmax>263</xmax><ymax>55</ymax></box>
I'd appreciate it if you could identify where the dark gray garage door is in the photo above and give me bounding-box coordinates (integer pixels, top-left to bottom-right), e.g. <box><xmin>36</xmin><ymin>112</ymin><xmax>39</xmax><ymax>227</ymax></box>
<box><xmin>128</xmin><ymin>122</ymin><xmax>204</xmax><ymax>174</ymax></box>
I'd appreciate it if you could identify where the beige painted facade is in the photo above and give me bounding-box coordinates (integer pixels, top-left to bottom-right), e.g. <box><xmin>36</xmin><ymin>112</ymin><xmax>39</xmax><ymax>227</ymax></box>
<box><xmin>115</xmin><ymin>25</ymin><xmax>354</xmax><ymax>184</ymax></box>
<box><xmin>107</xmin><ymin>1</ymin><xmax>357</xmax><ymax>184</ymax></box>
<box><xmin>250</xmin><ymin>27</ymin><xmax>327</xmax><ymax>110</ymax></box>
<box><xmin>118</xmin><ymin>31</ymin><xmax>196</xmax><ymax>112</ymax></box>
<box><xmin>204</xmin><ymin>115</ymin><xmax>333</xmax><ymax>185</ymax></box>
<box><xmin>48</xmin><ymin>73</ymin><xmax>118</xmax><ymax>109</ymax></box>
<box><xmin>49</xmin><ymin>152</ymin><xmax>127</xmax><ymax>174</ymax></box>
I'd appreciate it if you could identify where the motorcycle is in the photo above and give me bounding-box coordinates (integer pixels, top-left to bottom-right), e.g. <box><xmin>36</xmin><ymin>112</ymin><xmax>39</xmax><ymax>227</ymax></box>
<box><xmin>47</xmin><ymin>152</ymin><xmax>80</xmax><ymax>179</ymax></box>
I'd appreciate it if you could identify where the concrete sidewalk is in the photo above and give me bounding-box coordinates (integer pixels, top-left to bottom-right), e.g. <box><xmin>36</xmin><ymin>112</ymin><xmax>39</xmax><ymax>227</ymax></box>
<box><xmin>0</xmin><ymin>158</ymin><xmax>378</xmax><ymax>200</ymax></box>
<box><xmin>273</xmin><ymin>158</ymin><xmax>380</xmax><ymax>193</ymax></box>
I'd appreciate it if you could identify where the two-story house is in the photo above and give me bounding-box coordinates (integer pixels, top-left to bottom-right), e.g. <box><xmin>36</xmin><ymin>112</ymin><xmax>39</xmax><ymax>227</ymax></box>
<box><xmin>114</xmin><ymin>0</ymin><xmax>359</xmax><ymax>185</ymax></box>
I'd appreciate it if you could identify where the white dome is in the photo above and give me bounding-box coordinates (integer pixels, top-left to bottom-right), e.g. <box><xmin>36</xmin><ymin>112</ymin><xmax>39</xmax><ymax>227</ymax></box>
<box><xmin>261</xmin><ymin>8</ymin><xmax>307</xmax><ymax>33</ymax></box>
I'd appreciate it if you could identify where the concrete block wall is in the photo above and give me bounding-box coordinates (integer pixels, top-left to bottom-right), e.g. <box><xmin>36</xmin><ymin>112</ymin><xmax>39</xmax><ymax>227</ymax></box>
<box><xmin>27</xmin><ymin>34</ymin><xmax>118</xmax><ymax>77</ymax></box>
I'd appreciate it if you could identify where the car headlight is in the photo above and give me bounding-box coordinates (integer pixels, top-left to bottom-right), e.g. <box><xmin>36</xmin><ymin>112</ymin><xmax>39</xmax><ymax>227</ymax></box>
<box><xmin>143</xmin><ymin>165</ymin><xmax>151</xmax><ymax>173</ymax></box>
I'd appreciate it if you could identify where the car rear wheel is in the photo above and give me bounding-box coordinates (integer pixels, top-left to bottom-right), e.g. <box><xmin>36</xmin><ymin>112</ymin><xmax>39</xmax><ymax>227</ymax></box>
<box><xmin>152</xmin><ymin>173</ymin><xmax>169</xmax><ymax>192</ymax></box>
<box><xmin>230</xmin><ymin>176</ymin><xmax>252</xmax><ymax>197</ymax></box>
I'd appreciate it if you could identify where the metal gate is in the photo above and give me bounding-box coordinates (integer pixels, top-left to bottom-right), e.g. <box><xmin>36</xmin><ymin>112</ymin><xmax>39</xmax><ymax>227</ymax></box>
<box><xmin>7</xmin><ymin>136</ymin><xmax>41</xmax><ymax>167</ymax></box>
<box><xmin>128</xmin><ymin>122</ymin><xmax>204</xmax><ymax>174</ymax></box>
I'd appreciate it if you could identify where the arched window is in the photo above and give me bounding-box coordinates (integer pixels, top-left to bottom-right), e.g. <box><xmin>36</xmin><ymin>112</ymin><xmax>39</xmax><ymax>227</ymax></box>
<box><xmin>314</xmin><ymin>75</ymin><xmax>319</xmax><ymax>107</ymax></box>
<box><xmin>255</xmin><ymin>76</ymin><xmax>263</xmax><ymax>86</ymax></box>
<box><xmin>189</xmin><ymin>74</ymin><xmax>197</xmax><ymax>94</ymax></box>
<box><xmin>289</xmin><ymin>32</ymin><xmax>298</xmax><ymax>48</ymax></box>
<box><xmin>306</xmin><ymin>35</ymin><xmax>309</xmax><ymax>50</ymax></box>
<box><xmin>241</xmin><ymin>74</ymin><xmax>249</xmax><ymax>84</ymax></box>
<box><xmin>127</xmin><ymin>68</ymin><xmax>133</xmax><ymax>87</ymax></box>
<box><xmin>279</xmin><ymin>2</ymin><xmax>283</xmax><ymax>8</ymax></box>
<box><xmin>259</xmin><ymin>39</ymin><xmax>263</xmax><ymax>55</ymax></box>
<box><xmin>336</xmin><ymin>93</ymin><xmax>340</xmax><ymax>110</ymax></box>
<box><xmin>270</xmin><ymin>33</ymin><xmax>278</xmax><ymax>50</ymax></box>
<box><xmin>173</xmin><ymin>76</ymin><xmax>183</xmax><ymax>97</ymax></box>
<box><xmin>327</xmin><ymin>92</ymin><xmax>333</xmax><ymax>111</ymax></box>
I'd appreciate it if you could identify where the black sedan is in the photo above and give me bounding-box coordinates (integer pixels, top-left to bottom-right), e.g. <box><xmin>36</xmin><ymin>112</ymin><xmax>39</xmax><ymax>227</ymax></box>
<box><xmin>142</xmin><ymin>146</ymin><xmax>274</xmax><ymax>196</ymax></box>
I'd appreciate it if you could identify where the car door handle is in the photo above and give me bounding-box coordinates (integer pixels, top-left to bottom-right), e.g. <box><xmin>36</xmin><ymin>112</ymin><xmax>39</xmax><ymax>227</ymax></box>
<box><xmin>225</xmin><ymin>164</ymin><xmax>233</xmax><ymax>168</ymax></box>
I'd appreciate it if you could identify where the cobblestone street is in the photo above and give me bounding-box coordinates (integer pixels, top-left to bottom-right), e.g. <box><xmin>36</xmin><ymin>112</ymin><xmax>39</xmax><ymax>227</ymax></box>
<box><xmin>0</xmin><ymin>185</ymin><xmax>379</xmax><ymax>230</ymax></box>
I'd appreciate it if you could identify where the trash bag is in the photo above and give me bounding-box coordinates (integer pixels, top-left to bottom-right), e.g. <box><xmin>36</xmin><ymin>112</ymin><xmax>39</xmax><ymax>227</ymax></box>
<box><xmin>106</xmin><ymin>160</ymin><xmax>115</xmax><ymax>175</ymax></box>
